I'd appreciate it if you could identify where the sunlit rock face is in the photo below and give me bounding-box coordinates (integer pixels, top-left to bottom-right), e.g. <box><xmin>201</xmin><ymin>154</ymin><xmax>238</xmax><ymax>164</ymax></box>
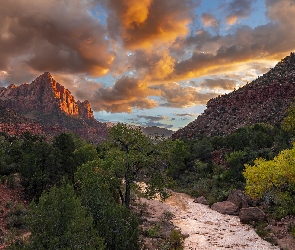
<box><xmin>0</xmin><ymin>72</ymin><xmax>94</xmax><ymax>120</ymax></box>
<box><xmin>173</xmin><ymin>52</ymin><xmax>295</xmax><ymax>140</ymax></box>
<box><xmin>0</xmin><ymin>72</ymin><xmax>107</xmax><ymax>143</ymax></box>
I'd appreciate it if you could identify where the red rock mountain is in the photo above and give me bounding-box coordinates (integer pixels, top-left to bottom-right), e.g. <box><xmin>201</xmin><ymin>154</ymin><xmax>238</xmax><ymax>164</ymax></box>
<box><xmin>173</xmin><ymin>52</ymin><xmax>295</xmax><ymax>140</ymax></box>
<box><xmin>0</xmin><ymin>72</ymin><xmax>107</xmax><ymax>143</ymax></box>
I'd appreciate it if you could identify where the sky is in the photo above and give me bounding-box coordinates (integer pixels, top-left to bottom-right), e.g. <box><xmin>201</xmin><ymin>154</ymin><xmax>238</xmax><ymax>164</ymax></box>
<box><xmin>1</xmin><ymin>0</ymin><xmax>295</xmax><ymax>130</ymax></box>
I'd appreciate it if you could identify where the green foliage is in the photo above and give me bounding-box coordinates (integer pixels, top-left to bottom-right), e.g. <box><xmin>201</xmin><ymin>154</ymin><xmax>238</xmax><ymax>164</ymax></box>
<box><xmin>167</xmin><ymin>229</ymin><xmax>185</xmax><ymax>250</ymax></box>
<box><xmin>282</xmin><ymin>99</ymin><xmax>295</xmax><ymax>135</ymax></box>
<box><xmin>5</xmin><ymin>203</ymin><xmax>26</xmax><ymax>230</ymax></box>
<box><xmin>145</xmin><ymin>223</ymin><xmax>161</xmax><ymax>238</ymax></box>
<box><xmin>17</xmin><ymin>140</ymin><xmax>62</xmax><ymax>198</ymax></box>
<box><xmin>0</xmin><ymin>132</ymin><xmax>98</xmax><ymax>199</ymax></box>
<box><xmin>17</xmin><ymin>182</ymin><xmax>105</xmax><ymax>250</ymax></box>
<box><xmin>167</xmin><ymin>140</ymin><xmax>189</xmax><ymax>179</ymax></box>
<box><xmin>225</xmin><ymin>150</ymin><xmax>247</xmax><ymax>181</ymax></box>
<box><xmin>52</xmin><ymin>133</ymin><xmax>79</xmax><ymax>181</ymax></box>
<box><xmin>254</xmin><ymin>221</ymin><xmax>276</xmax><ymax>244</ymax></box>
<box><xmin>191</xmin><ymin>137</ymin><xmax>214</xmax><ymax>162</ymax></box>
<box><xmin>75</xmin><ymin>160</ymin><xmax>140</xmax><ymax>250</ymax></box>
<box><xmin>159</xmin><ymin>230</ymin><xmax>185</xmax><ymax>250</ymax></box>
<box><xmin>224</xmin><ymin>123</ymin><xmax>275</xmax><ymax>151</ymax></box>
<box><xmin>172</xmin><ymin>123</ymin><xmax>291</xmax><ymax>205</ymax></box>
<box><xmin>99</xmin><ymin>123</ymin><xmax>171</xmax><ymax>209</ymax></box>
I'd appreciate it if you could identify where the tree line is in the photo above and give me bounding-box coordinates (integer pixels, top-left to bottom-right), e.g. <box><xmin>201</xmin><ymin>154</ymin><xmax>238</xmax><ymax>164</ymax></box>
<box><xmin>1</xmin><ymin>100</ymin><xmax>295</xmax><ymax>248</ymax></box>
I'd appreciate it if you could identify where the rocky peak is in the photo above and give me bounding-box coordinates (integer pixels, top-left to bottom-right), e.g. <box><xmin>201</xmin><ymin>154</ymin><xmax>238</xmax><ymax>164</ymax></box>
<box><xmin>173</xmin><ymin>52</ymin><xmax>295</xmax><ymax>140</ymax></box>
<box><xmin>0</xmin><ymin>72</ymin><xmax>107</xmax><ymax>143</ymax></box>
<box><xmin>0</xmin><ymin>72</ymin><xmax>93</xmax><ymax>120</ymax></box>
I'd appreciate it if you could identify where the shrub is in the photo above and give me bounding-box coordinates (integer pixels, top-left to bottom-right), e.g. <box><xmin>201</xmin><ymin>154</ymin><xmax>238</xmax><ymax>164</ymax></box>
<box><xmin>16</xmin><ymin>183</ymin><xmax>105</xmax><ymax>250</ymax></box>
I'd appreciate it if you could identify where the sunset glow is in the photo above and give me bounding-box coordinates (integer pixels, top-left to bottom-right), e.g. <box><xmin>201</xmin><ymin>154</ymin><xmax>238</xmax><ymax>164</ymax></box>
<box><xmin>1</xmin><ymin>0</ymin><xmax>295</xmax><ymax>130</ymax></box>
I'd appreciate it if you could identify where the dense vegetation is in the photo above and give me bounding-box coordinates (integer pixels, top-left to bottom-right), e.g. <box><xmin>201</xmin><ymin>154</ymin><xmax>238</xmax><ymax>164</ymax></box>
<box><xmin>170</xmin><ymin>123</ymin><xmax>291</xmax><ymax>206</ymax></box>
<box><xmin>0</xmin><ymin>125</ymin><xmax>181</xmax><ymax>249</ymax></box>
<box><xmin>1</xmin><ymin>113</ymin><xmax>295</xmax><ymax>248</ymax></box>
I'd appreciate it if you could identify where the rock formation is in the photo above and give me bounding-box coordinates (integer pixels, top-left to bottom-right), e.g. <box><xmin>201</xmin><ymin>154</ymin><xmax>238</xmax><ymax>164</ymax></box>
<box><xmin>0</xmin><ymin>72</ymin><xmax>107</xmax><ymax>143</ymax></box>
<box><xmin>173</xmin><ymin>52</ymin><xmax>295</xmax><ymax>140</ymax></box>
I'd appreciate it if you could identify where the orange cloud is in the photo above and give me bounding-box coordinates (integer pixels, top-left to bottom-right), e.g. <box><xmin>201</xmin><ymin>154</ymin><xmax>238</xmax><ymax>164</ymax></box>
<box><xmin>152</xmin><ymin>82</ymin><xmax>218</xmax><ymax>108</ymax></box>
<box><xmin>0</xmin><ymin>0</ymin><xmax>114</xmax><ymax>77</ymax></box>
<box><xmin>90</xmin><ymin>76</ymin><xmax>158</xmax><ymax>113</ymax></box>
<box><xmin>226</xmin><ymin>15</ymin><xmax>238</xmax><ymax>25</ymax></box>
<box><xmin>166</xmin><ymin>0</ymin><xmax>295</xmax><ymax>82</ymax></box>
<box><xmin>149</xmin><ymin>51</ymin><xmax>176</xmax><ymax>80</ymax></box>
<box><xmin>106</xmin><ymin>0</ymin><xmax>195</xmax><ymax>50</ymax></box>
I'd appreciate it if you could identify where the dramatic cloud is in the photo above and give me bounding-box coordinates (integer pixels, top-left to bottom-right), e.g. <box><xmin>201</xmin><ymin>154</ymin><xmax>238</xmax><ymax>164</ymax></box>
<box><xmin>168</xmin><ymin>0</ymin><xmax>295</xmax><ymax>81</ymax></box>
<box><xmin>201</xmin><ymin>13</ymin><xmax>219</xmax><ymax>28</ymax></box>
<box><xmin>105</xmin><ymin>0</ymin><xmax>197</xmax><ymax>50</ymax></box>
<box><xmin>202</xmin><ymin>78</ymin><xmax>237</xmax><ymax>90</ymax></box>
<box><xmin>89</xmin><ymin>76</ymin><xmax>158</xmax><ymax>113</ymax></box>
<box><xmin>129</xmin><ymin>49</ymin><xmax>176</xmax><ymax>80</ymax></box>
<box><xmin>2</xmin><ymin>0</ymin><xmax>295</xmax><ymax>129</ymax></box>
<box><xmin>154</xmin><ymin>82</ymin><xmax>218</xmax><ymax>108</ymax></box>
<box><xmin>0</xmin><ymin>0</ymin><xmax>113</xmax><ymax>77</ymax></box>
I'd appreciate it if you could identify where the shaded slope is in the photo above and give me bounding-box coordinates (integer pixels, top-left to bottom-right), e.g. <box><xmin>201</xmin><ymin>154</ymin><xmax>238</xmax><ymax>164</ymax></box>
<box><xmin>173</xmin><ymin>52</ymin><xmax>295</xmax><ymax>139</ymax></box>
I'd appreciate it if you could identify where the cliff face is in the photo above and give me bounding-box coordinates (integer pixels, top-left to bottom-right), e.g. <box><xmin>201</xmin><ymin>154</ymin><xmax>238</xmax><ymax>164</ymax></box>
<box><xmin>0</xmin><ymin>72</ymin><xmax>107</xmax><ymax>143</ymax></box>
<box><xmin>173</xmin><ymin>52</ymin><xmax>295</xmax><ymax>140</ymax></box>
<box><xmin>0</xmin><ymin>72</ymin><xmax>93</xmax><ymax>120</ymax></box>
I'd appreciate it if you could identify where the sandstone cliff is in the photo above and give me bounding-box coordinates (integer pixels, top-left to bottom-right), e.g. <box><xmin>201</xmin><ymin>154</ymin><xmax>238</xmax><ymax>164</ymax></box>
<box><xmin>0</xmin><ymin>72</ymin><xmax>94</xmax><ymax>120</ymax></box>
<box><xmin>173</xmin><ymin>52</ymin><xmax>295</xmax><ymax>140</ymax></box>
<box><xmin>0</xmin><ymin>72</ymin><xmax>107</xmax><ymax>143</ymax></box>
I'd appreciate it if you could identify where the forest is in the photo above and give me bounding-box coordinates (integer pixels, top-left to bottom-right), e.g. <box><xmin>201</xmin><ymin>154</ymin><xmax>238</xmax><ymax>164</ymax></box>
<box><xmin>1</xmin><ymin>103</ymin><xmax>295</xmax><ymax>249</ymax></box>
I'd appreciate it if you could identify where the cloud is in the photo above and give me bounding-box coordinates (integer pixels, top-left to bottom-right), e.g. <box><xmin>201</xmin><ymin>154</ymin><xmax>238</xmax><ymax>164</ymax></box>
<box><xmin>201</xmin><ymin>13</ymin><xmax>219</xmax><ymax>28</ymax></box>
<box><xmin>202</xmin><ymin>78</ymin><xmax>237</xmax><ymax>90</ymax></box>
<box><xmin>137</xmin><ymin>115</ymin><xmax>168</xmax><ymax>122</ymax></box>
<box><xmin>127</xmin><ymin>115</ymin><xmax>173</xmax><ymax>128</ymax></box>
<box><xmin>105</xmin><ymin>0</ymin><xmax>198</xmax><ymax>50</ymax></box>
<box><xmin>130</xmin><ymin>49</ymin><xmax>176</xmax><ymax>80</ymax></box>
<box><xmin>2</xmin><ymin>0</ymin><xmax>295</xmax><ymax>119</ymax></box>
<box><xmin>0</xmin><ymin>0</ymin><xmax>114</xmax><ymax>77</ymax></box>
<box><xmin>174</xmin><ymin>113</ymin><xmax>197</xmax><ymax>117</ymax></box>
<box><xmin>90</xmin><ymin>76</ymin><xmax>158</xmax><ymax>113</ymax></box>
<box><xmin>153</xmin><ymin>82</ymin><xmax>218</xmax><ymax>108</ymax></box>
<box><xmin>168</xmin><ymin>0</ymin><xmax>295</xmax><ymax>81</ymax></box>
<box><xmin>225</xmin><ymin>0</ymin><xmax>255</xmax><ymax>25</ymax></box>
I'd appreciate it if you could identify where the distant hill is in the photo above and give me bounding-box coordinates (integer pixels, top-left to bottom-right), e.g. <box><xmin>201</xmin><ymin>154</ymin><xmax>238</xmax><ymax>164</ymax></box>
<box><xmin>173</xmin><ymin>52</ymin><xmax>295</xmax><ymax>140</ymax></box>
<box><xmin>141</xmin><ymin>126</ymin><xmax>173</xmax><ymax>138</ymax></box>
<box><xmin>0</xmin><ymin>72</ymin><xmax>107</xmax><ymax>143</ymax></box>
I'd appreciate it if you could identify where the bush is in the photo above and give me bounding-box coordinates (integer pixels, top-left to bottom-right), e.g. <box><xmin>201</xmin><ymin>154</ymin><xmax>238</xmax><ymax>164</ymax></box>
<box><xmin>6</xmin><ymin>203</ymin><xmax>26</xmax><ymax>230</ymax></box>
<box><xmin>159</xmin><ymin>229</ymin><xmax>185</xmax><ymax>250</ymax></box>
<box><xmin>15</xmin><ymin>183</ymin><xmax>105</xmax><ymax>250</ymax></box>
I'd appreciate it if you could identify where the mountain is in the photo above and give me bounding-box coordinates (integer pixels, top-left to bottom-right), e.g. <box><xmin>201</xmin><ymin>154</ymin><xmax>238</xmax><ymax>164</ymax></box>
<box><xmin>173</xmin><ymin>52</ymin><xmax>295</xmax><ymax>140</ymax></box>
<box><xmin>0</xmin><ymin>72</ymin><xmax>107</xmax><ymax>143</ymax></box>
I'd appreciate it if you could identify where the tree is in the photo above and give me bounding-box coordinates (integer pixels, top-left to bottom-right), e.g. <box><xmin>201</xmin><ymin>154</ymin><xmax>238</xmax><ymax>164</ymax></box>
<box><xmin>20</xmin><ymin>182</ymin><xmax>105</xmax><ymax>250</ymax></box>
<box><xmin>243</xmin><ymin>145</ymin><xmax>295</xmax><ymax>217</ymax></box>
<box><xmin>166</xmin><ymin>139</ymin><xmax>189</xmax><ymax>178</ymax></box>
<box><xmin>52</xmin><ymin>133</ymin><xmax>77</xmax><ymax>180</ymax></box>
<box><xmin>244</xmin><ymin>146</ymin><xmax>295</xmax><ymax>199</ymax></box>
<box><xmin>75</xmin><ymin>160</ymin><xmax>140</xmax><ymax>250</ymax></box>
<box><xmin>282</xmin><ymin>98</ymin><xmax>295</xmax><ymax>135</ymax></box>
<box><xmin>99</xmin><ymin>123</ymin><xmax>170</xmax><ymax>209</ymax></box>
<box><xmin>53</xmin><ymin>132</ymin><xmax>98</xmax><ymax>182</ymax></box>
